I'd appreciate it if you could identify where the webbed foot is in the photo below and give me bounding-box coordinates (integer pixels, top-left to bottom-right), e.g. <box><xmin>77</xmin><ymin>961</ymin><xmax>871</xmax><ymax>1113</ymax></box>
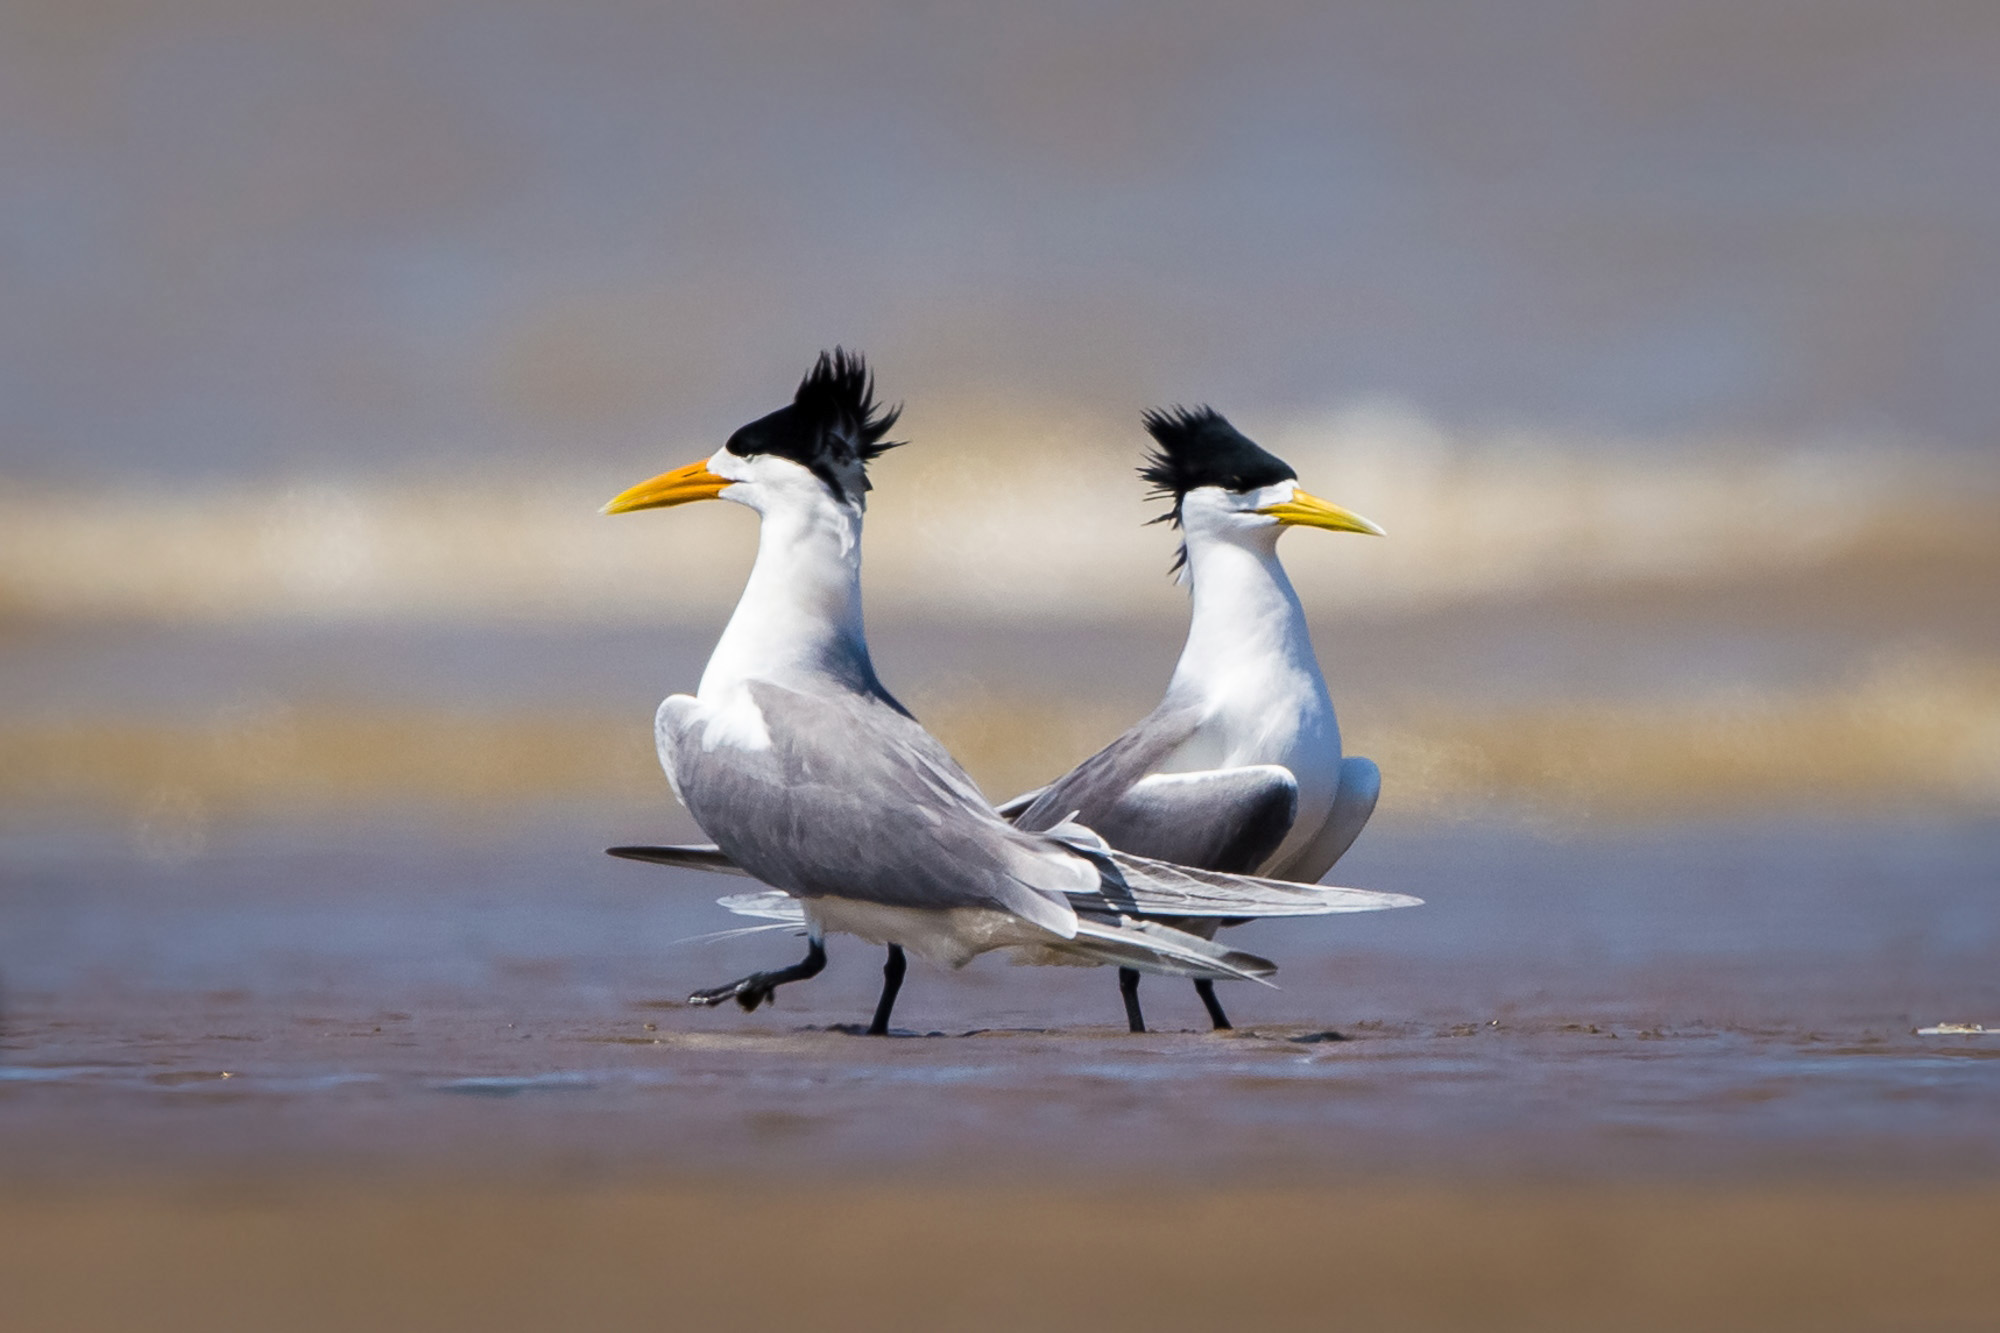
<box><xmin>688</xmin><ymin>940</ymin><xmax>826</xmax><ymax>1012</ymax></box>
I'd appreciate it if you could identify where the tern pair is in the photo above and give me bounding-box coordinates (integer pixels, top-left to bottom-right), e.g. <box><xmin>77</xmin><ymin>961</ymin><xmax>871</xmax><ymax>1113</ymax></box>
<box><xmin>605</xmin><ymin>350</ymin><xmax>1418</xmax><ymax>1034</ymax></box>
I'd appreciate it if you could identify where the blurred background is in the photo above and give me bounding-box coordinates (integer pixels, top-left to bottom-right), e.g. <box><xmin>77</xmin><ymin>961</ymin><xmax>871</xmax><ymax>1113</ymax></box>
<box><xmin>3</xmin><ymin>0</ymin><xmax>1998</xmax><ymax>834</ymax></box>
<box><xmin>3</xmin><ymin>3</ymin><xmax>1998</xmax><ymax>1328</ymax></box>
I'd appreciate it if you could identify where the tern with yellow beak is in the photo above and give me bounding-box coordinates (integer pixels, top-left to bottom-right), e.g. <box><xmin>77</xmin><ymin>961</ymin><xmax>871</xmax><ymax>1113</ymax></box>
<box><xmin>1002</xmin><ymin>406</ymin><xmax>1389</xmax><ymax>1032</ymax></box>
<box><xmin>603</xmin><ymin>352</ymin><xmax>1416</xmax><ymax>1034</ymax></box>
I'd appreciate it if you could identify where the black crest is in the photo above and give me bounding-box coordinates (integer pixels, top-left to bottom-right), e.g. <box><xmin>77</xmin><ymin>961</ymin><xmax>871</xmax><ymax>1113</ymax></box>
<box><xmin>1139</xmin><ymin>406</ymin><xmax>1295</xmax><ymax>527</ymax></box>
<box><xmin>724</xmin><ymin>349</ymin><xmax>903</xmax><ymax>503</ymax></box>
<box><xmin>1138</xmin><ymin>406</ymin><xmax>1295</xmax><ymax>575</ymax></box>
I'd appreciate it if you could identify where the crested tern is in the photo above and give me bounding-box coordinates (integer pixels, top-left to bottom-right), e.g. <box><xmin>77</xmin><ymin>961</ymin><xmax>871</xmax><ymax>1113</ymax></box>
<box><xmin>1004</xmin><ymin>406</ymin><xmax>1386</xmax><ymax>1032</ymax></box>
<box><xmin>602</xmin><ymin>352</ymin><xmax>1414</xmax><ymax>1034</ymax></box>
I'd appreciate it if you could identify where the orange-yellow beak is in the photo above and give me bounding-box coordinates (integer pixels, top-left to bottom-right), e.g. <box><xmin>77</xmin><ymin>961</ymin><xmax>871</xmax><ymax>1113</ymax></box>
<box><xmin>1254</xmin><ymin>488</ymin><xmax>1385</xmax><ymax>537</ymax></box>
<box><xmin>601</xmin><ymin>459</ymin><xmax>731</xmax><ymax>515</ymax></box>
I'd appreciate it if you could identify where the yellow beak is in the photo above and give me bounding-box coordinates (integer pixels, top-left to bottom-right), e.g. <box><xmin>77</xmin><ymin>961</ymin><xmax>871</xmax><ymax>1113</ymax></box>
<box><xmin>1255</xmin><ymin>488</ymin><xmax>1385</xmax><ymax>537</ymax></box>
<box><xmin>601</xmin><ymin>459</ymin><xmax>731</xmax><ymax>515</ymax></box>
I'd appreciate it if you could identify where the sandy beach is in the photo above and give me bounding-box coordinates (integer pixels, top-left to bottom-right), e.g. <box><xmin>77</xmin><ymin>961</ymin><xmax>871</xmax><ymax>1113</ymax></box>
<box><xmin>5</xmin><ymin>1178</ymin><xmax>1998</xmax><ymax>1332</ymax></box>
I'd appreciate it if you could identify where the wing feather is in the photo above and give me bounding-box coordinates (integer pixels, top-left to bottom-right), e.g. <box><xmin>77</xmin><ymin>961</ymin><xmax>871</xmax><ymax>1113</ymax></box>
<box><xmin>660</xmin><ymin>681</ymin><xmax>1077</xmax><ymax>937</ymax></box>
<box><xmin>1090</xmin><ymin>848</ymin><xmax>1420</xmax><ymax>916</ymax></box>
<box><xmin>1078</xmin><ymin>766</ymin><xmax>1299</xmax><ymax>873</ymax></box>
<box><xmin>713</xmin><ymin>889</ymin><xmax>804</xmax><ymax>921</ymax></box>
<box><xmin>606</xmin><ymin>844</ymin><xmax>751</xmax><ymax>876</ymax></box>
<box><xmin>1060</xmin><ymin>917</ymin><xmax>1279</xmax><ymax>985</ymax></box>
<box><xmin>1012</xmin><ymin>704</ymin><xmax>1204</xmax><ymax>834</ymax></box>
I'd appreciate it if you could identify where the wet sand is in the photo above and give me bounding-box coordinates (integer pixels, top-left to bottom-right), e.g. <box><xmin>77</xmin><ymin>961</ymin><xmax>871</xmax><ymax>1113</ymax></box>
<box><xmin>6</xmin><ymin>818</ymin><xmax>1995</xmax><ymax>1186</ymax></box>
<box><xmin>5</xmin><ymin>818</ymin><xmax>1998</xmax><ymax>1331</ymax></box>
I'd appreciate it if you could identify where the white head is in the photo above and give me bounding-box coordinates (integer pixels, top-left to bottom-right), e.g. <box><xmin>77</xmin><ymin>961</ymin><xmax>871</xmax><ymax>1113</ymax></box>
<box><xmin>1140</xmin><ymin>405</ymin><xmax>1384</xmax><ymax>575</ymax></box>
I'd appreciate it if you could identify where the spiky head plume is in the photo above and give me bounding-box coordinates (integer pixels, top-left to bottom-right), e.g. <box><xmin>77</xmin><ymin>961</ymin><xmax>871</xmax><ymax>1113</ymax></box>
<box><xmin>724</xmin><ymin>348</ymin><xmax>903</xmax><ymax>503</ymax></box>
<box><xmin>1139</xmin><ymin>405</ymin><xmax>1295</xmax><ymax>528</ymax></box>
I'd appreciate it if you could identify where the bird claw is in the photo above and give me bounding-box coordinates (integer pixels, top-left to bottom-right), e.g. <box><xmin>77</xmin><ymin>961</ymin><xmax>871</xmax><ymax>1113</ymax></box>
<box><xmin>686</xmin><ymin>942</ymin><xmax>823</xmax><ymax>1014</ymax></box>
<box><xmin>688</xmin><ymin>976</ymin><xmax>775</xmax><ymax>1010</ymax></box>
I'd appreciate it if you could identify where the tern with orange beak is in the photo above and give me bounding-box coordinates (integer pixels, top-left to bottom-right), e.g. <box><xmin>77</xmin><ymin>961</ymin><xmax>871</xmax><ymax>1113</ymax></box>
<box><xmin>602</xmin><ymin>351</ymin><xmax>1415</xmax><ymax>1034</ymax></box>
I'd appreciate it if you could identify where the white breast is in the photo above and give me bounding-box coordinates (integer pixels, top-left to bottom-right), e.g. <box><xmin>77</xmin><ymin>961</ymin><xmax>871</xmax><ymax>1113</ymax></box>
<box><xmin>1161</xmin><ymin>513</ymin><xmax>1347</xmax><ymax>874</ymax></box>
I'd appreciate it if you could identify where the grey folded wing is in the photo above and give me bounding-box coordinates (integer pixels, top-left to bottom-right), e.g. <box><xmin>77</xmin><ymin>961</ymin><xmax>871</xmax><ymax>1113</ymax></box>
<box><xmin>1010</xmin><ymin>703</ymin><xmax>1204</xmax><ymax>834</ymax></box>
<box><xmin>654</xmin><ymin>681</ymin><xmax>1086</xmax><ymax>938</ymax></box>
<box><xmin>1072</xmin><ymin>766</ymin><xmax>1301</xmax><ymax>873</ymax></box>
<box><xmin>1008</xmin><ymin>706</ymin><xmax>1302</xmax><ymax>874</ymax></box>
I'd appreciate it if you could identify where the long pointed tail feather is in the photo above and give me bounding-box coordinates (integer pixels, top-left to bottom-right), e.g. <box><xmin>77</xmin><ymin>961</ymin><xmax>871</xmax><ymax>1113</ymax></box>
<box><xmin>1097</xmin><ymin>849</ymin><xmax>1422</xmax><ymax>916</ymax></box>
<box><xmin>1062</xmin><ymin>916</ymin><xmax>1280</xmax><ymax>986</ymax></box>
<box><xmin>1037</xmin><ymin>822</ymin><xmax>1420</xmax><ymax>916</ymax></box>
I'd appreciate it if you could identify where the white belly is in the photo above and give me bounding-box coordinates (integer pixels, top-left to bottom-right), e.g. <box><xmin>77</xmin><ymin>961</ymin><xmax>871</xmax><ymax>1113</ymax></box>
<box><xmin>802</xmin><ymin>896</ymin><xmax>1056</xmax><ymax>970</ymax></box>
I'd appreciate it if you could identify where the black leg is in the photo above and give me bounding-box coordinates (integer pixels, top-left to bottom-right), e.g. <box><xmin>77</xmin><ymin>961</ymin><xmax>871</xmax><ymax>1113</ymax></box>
<box><xmin>1194</xmin><ymin>978</ymin><xmax>1232</xmax><ymax>1031</ymax></box>
<box><xmin>688</xmin><ymin>939</ymin><xmax>827</xmax><ymax>1012</ymax></box>
<box><xmin>1118</xmin><ymin>967</ymin><xmax>1145</xmax><ymax>1033</ymax></box>
<box><xmin>867</xmin><ymin>945</ymin><xmax>906</xmax><ymax>1036</ymax></box>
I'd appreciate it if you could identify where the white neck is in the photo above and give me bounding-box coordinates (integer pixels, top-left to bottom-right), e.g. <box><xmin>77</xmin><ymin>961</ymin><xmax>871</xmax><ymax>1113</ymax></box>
<box><xmin>699</xmin><ymin>495</ymin><xmax>874</xmax><ymax>697</ymax></box>
<box><xmin>1168</xmin><ymin>529</ymin><xmax>1329</xmax><ymax>718</ymax></box>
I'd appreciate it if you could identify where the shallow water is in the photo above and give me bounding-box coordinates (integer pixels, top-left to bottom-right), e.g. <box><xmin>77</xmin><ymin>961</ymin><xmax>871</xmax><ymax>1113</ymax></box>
<box><xmin>4</xmin><ymin>814</ymin><xmax>1995</xmax><ymax>1183</ymax></box>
